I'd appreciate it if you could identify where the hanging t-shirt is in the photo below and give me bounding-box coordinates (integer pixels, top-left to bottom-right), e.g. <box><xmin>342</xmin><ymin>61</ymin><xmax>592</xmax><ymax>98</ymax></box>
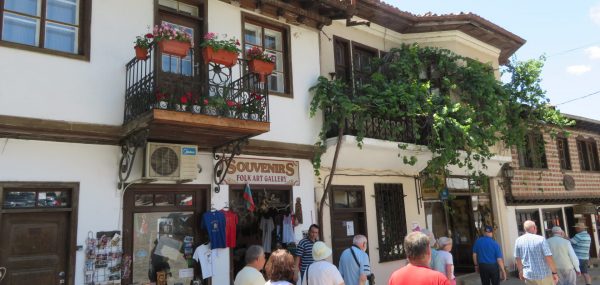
<box><xmin>221</xmin><ymin>209</ymin><xmax>239</xmax><ymax>248</ymax></box>
<box><xmin>260</xmin><ymin>217</ymin><xmax>275</xmax><ymax>253</ymax></box>
<box><xmin>201</xmin><ymin>211</ymin><xmax>226</xmax><ymax>249</ymax></box>
<box><xmin>282</xmin><ymin>214</ymin><xmax>295</xmax><ymax>244</ymax></box>
<box><xmin>193</xmin><ymin>243</ymin><xmax>213</xmax><ymax>279</ymax></box>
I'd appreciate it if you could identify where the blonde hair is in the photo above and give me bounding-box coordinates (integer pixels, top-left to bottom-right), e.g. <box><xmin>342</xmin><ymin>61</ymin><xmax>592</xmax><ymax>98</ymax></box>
<box><xmin>264</xmin><ymin>249</ymin><xmax>295</xmax><ymax>282</ymax></box>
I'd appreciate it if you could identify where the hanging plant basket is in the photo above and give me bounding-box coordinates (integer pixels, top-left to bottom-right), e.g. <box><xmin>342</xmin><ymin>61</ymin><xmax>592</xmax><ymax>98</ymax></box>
<box><xmin>202</xmin><ymin>47</ymin><xmax>238</xmax><ymax>67</ymax></box>
<box><xmin>134</xmin><ymin>46</ymin><xmax>149</xmax><ymax>60</ymax></box>
<box><xmin>248</xmin><ymin>59</ymin><xmax>275</xmax><ymax>82</ymax></box>
<box><xmin>158</xmin><ymin>39</ymin><xmax>191</xmax><ymax>58</ymax></box>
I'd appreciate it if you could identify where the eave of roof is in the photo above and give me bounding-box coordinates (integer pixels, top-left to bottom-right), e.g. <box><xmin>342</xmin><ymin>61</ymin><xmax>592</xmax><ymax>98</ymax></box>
<box><xmin>564</xmin><ymin>113</ymin><xmax>600</xmax><ymax>134</ymax></box>
<box><xmin>355</xmin><ymin>0</ymin><xmax>526</xmax><ymax>64</ymax></box>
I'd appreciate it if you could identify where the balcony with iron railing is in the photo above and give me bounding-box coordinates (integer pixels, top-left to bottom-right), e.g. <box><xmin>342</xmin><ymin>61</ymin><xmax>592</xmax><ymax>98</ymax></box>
<box><xmin>323</xmin><ymin>83</ymin><xmax>431</xmax><ymax>145</ymax></box>
<box><xmin>123</xmin><ymin>44</ymin><xmax>270</xmax><ymax>148</ymax></box>
<box><xmin>326</xmin><ymin>109</ymin><xmax>431</xmax><ymax>145</ymax></box>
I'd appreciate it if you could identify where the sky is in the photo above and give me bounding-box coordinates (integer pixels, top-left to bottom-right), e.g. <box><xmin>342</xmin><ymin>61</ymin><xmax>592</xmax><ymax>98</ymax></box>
<box><xmin>384</xmin><ymin>1</ymin><xmax>600</xmax><ymax>121</ymax></box>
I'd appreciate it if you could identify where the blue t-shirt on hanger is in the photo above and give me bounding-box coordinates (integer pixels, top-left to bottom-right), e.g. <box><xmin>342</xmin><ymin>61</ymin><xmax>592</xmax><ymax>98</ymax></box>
<box><xmin>201</xmin><ymin>211</ymin><xmax>226</xmax><ymax>249</ymax></box>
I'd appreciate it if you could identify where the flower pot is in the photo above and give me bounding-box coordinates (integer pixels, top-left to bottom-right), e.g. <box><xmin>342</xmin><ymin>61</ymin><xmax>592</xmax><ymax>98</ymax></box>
<box><xmin>192</xmin><ymin>105</ymin><xmax>202</xmax><ymax>114</ymax></box>
<box><xmin>158</xmin><ymin>39</ymin><xmax>191</xmax><ymax>58</ymax></box>
<box><xmin>156</xmin><ymin>101</ymin><xmax>168</xmax><ymax>109</ymax></box>
<box><xmin>248</xmin><ymin>59</ymin><xmax>275</xmax><ymax>82</ymax></box>
<box><xmin>204</xmin><ymin>106</ymin><xmax>218</xmax><ymax>116</ymax></box>
<box><xmin>135</xmin><ymin>46</ymin><xmax>149</xmax><ymax>60</ymax></box>
<box><xmin>176</xmin><ymin>104</ymin><xmax>187</xmax><ymax>112</ymax></box>
<box><xmin>202</xmin><ymin>47</ymin><xmax>238</xmax><ymax>67</ymax></box>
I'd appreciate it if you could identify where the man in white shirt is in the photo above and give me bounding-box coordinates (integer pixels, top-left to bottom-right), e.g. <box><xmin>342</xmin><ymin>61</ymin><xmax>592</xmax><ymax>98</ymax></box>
<box><xmin>302</xmin><ymin>241</ymin><xmax>344</xmax><ymax>285</ymax></box>
<box><xmin>235</xmin><ymin>245</ymin><xmax>267</xmax><ymax>285</ymax></box>
<box><xmin>547</xmin><ymin>227</ymin><xmax>580</xmax><ymax>285</ymax></box>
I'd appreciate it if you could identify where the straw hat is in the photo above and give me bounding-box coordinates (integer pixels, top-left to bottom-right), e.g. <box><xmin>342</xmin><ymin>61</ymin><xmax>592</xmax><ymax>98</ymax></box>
<box><xmin>312</xmin><ymin>241</ymin><xmax>332</xmax><ymax>261</ymax></box>
<box><xmin>574</xmin><ymin>222</ymin><xmax>588</xmax><ymax>229</ymax></box>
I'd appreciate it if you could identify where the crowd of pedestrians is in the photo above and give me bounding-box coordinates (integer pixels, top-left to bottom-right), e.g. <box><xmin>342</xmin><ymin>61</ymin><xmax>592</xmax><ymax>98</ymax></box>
<box><xmin>233</xmin><ymin>220</ymin><xmax>593</xmax><ymax>285</ymax></box>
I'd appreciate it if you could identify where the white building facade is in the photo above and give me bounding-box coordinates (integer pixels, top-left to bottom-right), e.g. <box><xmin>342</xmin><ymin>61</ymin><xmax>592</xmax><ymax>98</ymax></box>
<box><xmin>0</xmin><ymin>0</ymin><xmax>527</xmax><ymax>284</ymax></box>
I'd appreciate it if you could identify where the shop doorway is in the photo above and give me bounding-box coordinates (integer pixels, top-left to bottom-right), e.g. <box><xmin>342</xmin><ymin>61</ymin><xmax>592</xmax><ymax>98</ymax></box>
<box><xmin>229</xmin><ymin>185</ymin><xmax>293</xmax><ymax>279</ymax></box>
<box><xmin>122</xmin><ymin>184</ymin><xmax>209</xmax><ymax>285</ymax></box>
<box><xmin>329</xmin><ymin>186</ymin><xmax>367</xmax><ymax>266</ymax></box>
<box><xmin>448</xmin><ymin>196</ymin><xmax>475</xmax><ymax>272</ymax></box>
<box><xmin>424</xmin><ymin>176</ymin><xmax>494</xmax><ymax>273</ymax></box>
<box><xmin>0</xmin><ymin>183</ymin><xmax>78</xmax><ymax>285</ymax></box>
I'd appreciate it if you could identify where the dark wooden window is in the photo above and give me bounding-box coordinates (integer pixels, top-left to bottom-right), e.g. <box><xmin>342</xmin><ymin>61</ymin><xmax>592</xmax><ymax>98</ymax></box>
<box><xmin>0</xmin><ymin>0</ymin><xmax>90</xmax><ymax>58</ymax></box>
<box><xmin>557</xmin><ymin>137</ymin><xmax>572</xmax><ymax>170</ymax></box>
<box><xmin>374</xmin><ymin>183</ymin><xmax>407</xmax><ymax>262</ymax></box>
<box><xmin>518</xmin><ymin>132</ymin><xmax>547</xmax><ymax>169</ymax></box>
<box><xmin>333</xmin><ymin>37</ymin><xmax>351</xmax><ymax>83</ymax></box>
<box><xmin>576</xmin><ymin>138</ymin><xmax>600</xmax><ymax>171</ymax></box>
<box><xmin>242</xmin><ymin>14</ymin><xmax>291</xmax><ymax>96</ymax></box>
<box><xmin>352</xmin><ymin>44</ymin><xmax>377</xmax><ymax>89</ymax></box>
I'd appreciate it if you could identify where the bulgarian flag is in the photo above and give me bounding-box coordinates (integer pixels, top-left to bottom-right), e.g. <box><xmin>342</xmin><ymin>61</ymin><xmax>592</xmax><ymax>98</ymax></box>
<box><xmin>243</xmin><ymin>183</ymin><xmax>255</xmax><ymax>212</ymax></box>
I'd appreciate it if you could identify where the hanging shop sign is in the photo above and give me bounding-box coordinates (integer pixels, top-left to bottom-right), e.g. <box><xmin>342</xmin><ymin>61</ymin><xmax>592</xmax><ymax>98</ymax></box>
<box><xmin>574</xmin><ymin>203</ymin><xmax>597</xmax><ymax>215</ymax></box>
<box><xmin>224</xmin><ymin>157</ymin><xmax>300</xmax><ymax>185</ymax></box>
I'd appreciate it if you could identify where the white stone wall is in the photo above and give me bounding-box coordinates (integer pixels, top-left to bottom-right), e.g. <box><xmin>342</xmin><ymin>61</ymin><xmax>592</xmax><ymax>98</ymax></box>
<box><xmin>0</xmin><ymin>0</ymin><xmax>153</xmax><ymax>125</ymax></box>
<box><xmin>207</xmin><ymin>0</ymin><xmax>322</xmax><ymax>146</ymax></box>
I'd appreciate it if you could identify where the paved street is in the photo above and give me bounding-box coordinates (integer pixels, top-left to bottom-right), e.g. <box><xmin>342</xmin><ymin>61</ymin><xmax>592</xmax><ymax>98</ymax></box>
<box><xmin>457</xmin><ymin>267</ymin><xmax>600</xmax><ymax>285</ymax></box>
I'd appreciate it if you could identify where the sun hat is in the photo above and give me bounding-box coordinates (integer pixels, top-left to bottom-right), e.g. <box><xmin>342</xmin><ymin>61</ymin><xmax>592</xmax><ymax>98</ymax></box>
<box><xmin>484</xmin><ymin>225</ymin><xmax>494</xmax><ymax>233</ymax></box>
<box><xmin>574</xmin><ymin>222</ymin><xmax>588</xmax><ymax>229</ymax></box>
<box><xmin>421</xmin><ymin>228</ymin><xmax>436</xmax><ymax>247</ymax></box>
<box><xmin>312</xmin><ymin>241</ymin><xmax>332</xmax><ymax>261</ymax></box>
<box><xmin>437</xmin><ymin>237</ymin><xmax>452</xmax><ymax>248</ymax></box>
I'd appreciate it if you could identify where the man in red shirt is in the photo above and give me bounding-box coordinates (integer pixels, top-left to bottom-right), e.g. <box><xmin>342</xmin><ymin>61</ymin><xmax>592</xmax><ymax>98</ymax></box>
<box><xmin>388</xmin><ymin>232</ymin><xmax>451</xmax><ymax>285</ymax></box>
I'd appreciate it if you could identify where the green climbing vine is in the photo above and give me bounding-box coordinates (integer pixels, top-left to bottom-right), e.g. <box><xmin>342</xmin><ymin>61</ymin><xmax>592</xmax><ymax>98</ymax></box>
<box><xmin>310</xmin><ymin>44</ymin><xmax>573</xmax><ymax>189</ymax></box>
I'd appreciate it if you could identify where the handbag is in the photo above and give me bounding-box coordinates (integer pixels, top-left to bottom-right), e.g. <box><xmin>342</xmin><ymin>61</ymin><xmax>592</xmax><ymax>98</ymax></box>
<box><xmin>350</xmin><ymin>246</ymin><xmax>375</xmax><ymax>285</ymax></box>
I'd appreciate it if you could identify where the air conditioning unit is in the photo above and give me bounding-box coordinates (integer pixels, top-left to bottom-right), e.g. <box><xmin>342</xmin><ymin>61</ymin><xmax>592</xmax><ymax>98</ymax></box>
<box><xmin>145</xmin><ymin>142</ymin><xmax>199</xmax><ymax>180</ymax></box>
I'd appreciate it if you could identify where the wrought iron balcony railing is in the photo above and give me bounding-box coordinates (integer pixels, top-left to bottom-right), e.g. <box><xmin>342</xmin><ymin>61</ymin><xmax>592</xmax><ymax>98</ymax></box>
<box><xmin>326</xmin><ymin>109</ymin><xmax>431</xmax><ymax>145</ymax></box>
<box><xmin>124</xmin><ymin>44</ymin><xmax>270</xmax><ymax>124</ymax></box>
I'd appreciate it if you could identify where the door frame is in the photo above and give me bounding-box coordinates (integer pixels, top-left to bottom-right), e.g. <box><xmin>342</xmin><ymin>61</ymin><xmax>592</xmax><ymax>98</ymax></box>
<box><xmin>329</xmin><ymin>185</ymin><xmax>368</xmax><ymax>266</ymax></box>
<box><xmin>122</xmin><ymin>183</ymin><xmax>210</xmax><ymax>285</ymax></box>
<box><xmin>0</xmin><ymin>182</ymin><xmax>79</xmax><ymax>285</ymax></box>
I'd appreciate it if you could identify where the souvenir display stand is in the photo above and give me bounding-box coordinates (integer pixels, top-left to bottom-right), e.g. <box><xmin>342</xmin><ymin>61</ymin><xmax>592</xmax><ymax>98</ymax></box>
<box><xmin>84</xmin><ymin>231</ymin><xmax>124</xmax><ymax>285</ymax></box>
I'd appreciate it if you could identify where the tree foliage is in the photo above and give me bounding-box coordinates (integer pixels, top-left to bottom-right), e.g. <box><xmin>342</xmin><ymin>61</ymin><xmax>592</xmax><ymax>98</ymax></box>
<box><xmin>310</xmin><ymin>44</ymin><xmax>572</xmax><ymax>188</ymax></box>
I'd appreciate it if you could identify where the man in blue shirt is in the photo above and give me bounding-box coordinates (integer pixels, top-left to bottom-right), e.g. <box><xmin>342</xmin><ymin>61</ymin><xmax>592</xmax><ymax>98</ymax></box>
<box><xmin>472</xmin><ymin>225</ymin><xmax>506</xmax><ymax>285</ymax></box>
<box><xmin>571</xmin><ymin>222</ymin><xmax>592</xmax><ymax>285</ymax></box>
<box><xmin>514</xmin><ymin>220</ymin><xmax>559</xmax><ymax>285</ymax></box>
<box><xmin>295</xmin><ymin>224</ymin><xmax>319</xmax><ymax>281</ymax></box>
<box><xmin>339</xmin><ymin>235</ymin><xmax>371</xmax><ymax>285</ymax></box>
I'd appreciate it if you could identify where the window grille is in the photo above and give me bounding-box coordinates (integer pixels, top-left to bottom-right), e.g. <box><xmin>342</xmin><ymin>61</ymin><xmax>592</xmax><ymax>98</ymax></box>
<box><xmin>374</xmin><ymin>183</ymin><xmax>407</xmax><ymax>262</ymax></box>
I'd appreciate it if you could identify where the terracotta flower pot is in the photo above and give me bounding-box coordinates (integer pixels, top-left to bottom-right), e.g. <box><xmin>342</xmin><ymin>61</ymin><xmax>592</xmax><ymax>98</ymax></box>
<box><xmin>135</xmin><ymin>46</ymin><xmax>149</xmax><ymax>60</ymax></box>
<box><xmin>158</xmin><ymin>39</ymin><xmax>191</xmax><ymax>58</ymax></box>
<box><xmin>248</xmin><ymin>59</ymin><xmax>275</xmax><ymax>82</ymax></box>
<box><xmin>202</xmin><ymin>47</ymin><xmax>238</xmax><ymax>67</ymax></box>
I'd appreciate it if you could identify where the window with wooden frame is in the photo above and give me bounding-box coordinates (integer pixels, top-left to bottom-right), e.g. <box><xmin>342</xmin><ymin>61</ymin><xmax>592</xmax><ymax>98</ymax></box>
<box><xmin>557</xmin><ymin>137</ymin><xmax>572</xmax><ymax>170</ymax></box>
<box><xmin>518</xmin><ymin>132</ymin><xmax>548</xmax><ymax>169</ymax></box>
<box><xmin>576</xmin><ymin>137</ymin><xmax>600</xmax><ymax>171</ymax></box>
<box><xmin>333</xmin><ymin>36</ymin><xmax>351</xmax><ymax>83</ymax></box>
<box><xmin>0</xmin><ymin>0</ymin><xmax>90</xmax><ymax>57</ymax></box>
<box><xmin>374</xmin><ymin>183</ymin><xmax>407</xmax><ymax>262</ymax></box>
<box><xmin>242</xmin><ymin>15</ymin><xmax>291</xmax><ymax>96</ymax></box>
<box><xmin>352</xmin><ymin>43</ymin><xmax>377</xmax><ymax>90</ymax></box>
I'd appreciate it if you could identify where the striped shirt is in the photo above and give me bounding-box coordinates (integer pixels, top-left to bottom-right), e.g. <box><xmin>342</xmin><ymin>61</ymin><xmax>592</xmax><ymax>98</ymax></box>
<box><xmin>571</xmin><ymin>231</ymin><xmax>591</xmax><ymax>260</ymax></box>
<box><xmin>296</xmin><ymin>238</ymin><xmax>315</xmax><ymax>277</ymax></box>
<box><xmin>514</xmin><ymin>233</ymin><xmax>552</xmax><ymax>280</ymax></box>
